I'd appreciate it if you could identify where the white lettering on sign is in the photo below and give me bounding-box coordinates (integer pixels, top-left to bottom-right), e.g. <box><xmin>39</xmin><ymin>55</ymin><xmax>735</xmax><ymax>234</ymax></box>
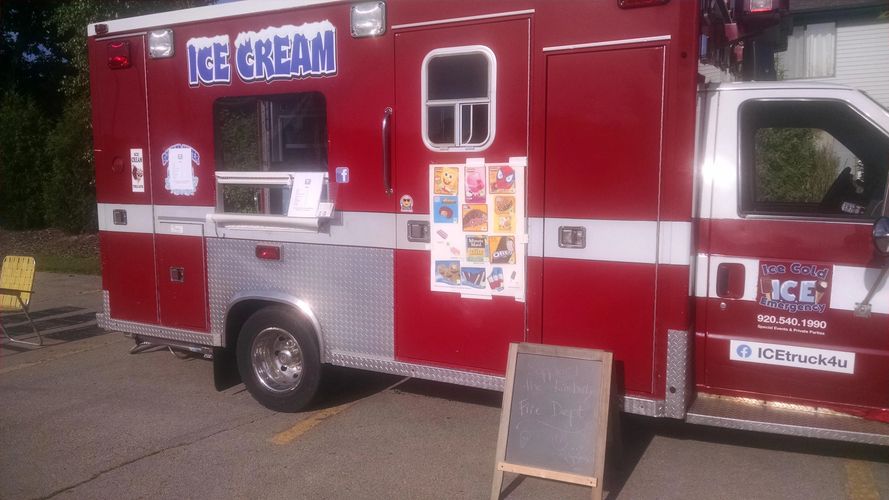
<box><xmin>729</xmin><ymin>339</ymin><xmax>854</xmax><ymax>374</ymax></box>
<box><xmin>187</xmin><ymin>35</ymin><xmax>231</xmax><ymax>87</ymax></box>
<box><xmin>235</xmin><ymin>21</ymin><xmax>337</xmax><ymax>83</ymax></box>
<box><xmin>186</xmin><ymin>21</ymin><xmax>337</xmax><ymax>87</ymax></box>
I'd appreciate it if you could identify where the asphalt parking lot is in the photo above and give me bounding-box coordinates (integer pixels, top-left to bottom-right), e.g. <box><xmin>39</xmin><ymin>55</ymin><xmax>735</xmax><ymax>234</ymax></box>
<box><xmin>1</xmin><ymin>273</ymin><xmax>888</xmax><ymax>500</ymax></box>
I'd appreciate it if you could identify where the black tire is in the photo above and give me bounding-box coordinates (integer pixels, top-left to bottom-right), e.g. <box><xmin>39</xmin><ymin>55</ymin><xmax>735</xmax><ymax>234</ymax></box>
<box><xmin>236</xmin><ymin>305</ymin><xmax>321</xmax><ymax>412</ymax></box>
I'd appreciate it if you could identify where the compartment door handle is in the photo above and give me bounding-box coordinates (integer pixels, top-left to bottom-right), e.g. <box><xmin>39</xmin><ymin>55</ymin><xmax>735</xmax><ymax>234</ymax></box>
<box><xmin>382</xmin><ymin>107</ymin><xmax>393</xmax><ymax>196</ymax></box>
<box><xmin>716</xmin><ymin>263</ymin><xmax>745</xmax><ymax>299</ymax></box>
<box><xmin>558</xmin><ymin>226</ymin><xmax>586</xmax><ymax>249</ymax></box>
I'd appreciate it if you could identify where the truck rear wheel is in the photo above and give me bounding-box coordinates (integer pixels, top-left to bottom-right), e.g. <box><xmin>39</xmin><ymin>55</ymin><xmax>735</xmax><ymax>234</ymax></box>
<box><xmin>236</xmin><ymin>306</ymin><xmax>321</xmax><ymax>412</ymax></box>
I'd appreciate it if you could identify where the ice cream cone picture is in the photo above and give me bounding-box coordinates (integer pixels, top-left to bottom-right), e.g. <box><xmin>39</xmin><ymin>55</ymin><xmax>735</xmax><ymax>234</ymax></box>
<box><xmin>759</xmin><ymin>277</ymin><xmax>773</xmax><ymax>300</ymax></box>
<box><xmin>815</xmin><ymin>281</ymin><xmax>828</xmax><ymax>304</ymax></box>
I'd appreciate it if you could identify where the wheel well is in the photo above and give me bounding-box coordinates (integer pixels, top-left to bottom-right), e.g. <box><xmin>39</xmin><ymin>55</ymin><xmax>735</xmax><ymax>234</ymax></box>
<box><xmin>224</xmin><ymin>299</ymin><xmax>321</xmax><ymax>355</ymax></box>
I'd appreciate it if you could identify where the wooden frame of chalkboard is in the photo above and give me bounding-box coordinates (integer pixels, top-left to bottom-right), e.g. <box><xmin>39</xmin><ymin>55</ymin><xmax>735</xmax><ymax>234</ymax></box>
<box><xmin>491</xmin><ymin>343</ymin><xmax>613</xmax><ymax>500</ymax></box>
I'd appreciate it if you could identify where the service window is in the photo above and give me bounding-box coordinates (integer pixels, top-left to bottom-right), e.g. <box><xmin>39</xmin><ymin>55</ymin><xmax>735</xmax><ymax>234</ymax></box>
<box><xmin>740</xmin><ymin>99</ymin><xmax>889</xmax><ymax>219</ymax></box>
<box><xmin>214</xmin><ymin>92</ymin><xmax>328</xmax><ymax>215</ymax></box>
<box><xmin>422</xmin><ymin>46</ymin><xmax>495</xmax><ymax>151</ymax></box>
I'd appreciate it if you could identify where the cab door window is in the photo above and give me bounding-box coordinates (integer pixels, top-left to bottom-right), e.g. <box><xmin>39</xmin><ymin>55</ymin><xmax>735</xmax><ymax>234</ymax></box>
<box><xmin>740</xmin><ymin>99</ymin><xmax>889</xmax><ymax>219</ymax></box>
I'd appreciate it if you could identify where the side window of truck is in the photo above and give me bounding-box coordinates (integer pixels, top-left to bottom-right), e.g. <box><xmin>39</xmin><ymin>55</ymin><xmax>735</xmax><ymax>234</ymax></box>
<box><xmin>423</xmin><ymin>46</ymin><xmax>495</xmax><ymax>151</ymax></box>
<box><xmin>214</xmin><ymin>92</ymin><xmax>328</xmax><ymax>215</ymax></box>
<box><xmin>740</xmin><ymin>99</ymin><xmax>889</xmax><ymax>219</ymax></box>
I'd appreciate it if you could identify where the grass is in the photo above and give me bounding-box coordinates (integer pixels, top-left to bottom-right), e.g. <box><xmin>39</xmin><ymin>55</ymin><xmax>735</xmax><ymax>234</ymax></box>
<box><xmin>33</xmin><ymin>253</ymin><xmax>101</xmax><ymax>275</ymax></box>
<box><xmin>1</xmin><ymin>228</ymin><xmax>100</xmax><ymax>276</ymax></box>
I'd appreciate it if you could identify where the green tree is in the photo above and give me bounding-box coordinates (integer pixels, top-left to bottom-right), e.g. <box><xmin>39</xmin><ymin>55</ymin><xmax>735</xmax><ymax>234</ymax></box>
<box><xmin>754</xmin><ymin>127</ymin><xmax>840</xmax><ymax>203</ymax></box>
<box><xmin>1</xmin><ymin>0</ymin><xmax>209</xmax><ymax>232</ymax></box>
<box><xmin>216</xmin><ymin>103</ymin><xmax>262</xmax><ymax>213</ymax></box>
<box><xmin>44</xmin><ymin>97</ymin><xmax>96</xmax><ymax>231</ymax></box>
<box><xmin>0</xmin><ymin>4</ymin><xmax>68</xmax><ymax>115</ymax></box>
<box><xmin>0</xmin><ymin>91</ymin><xmax>51</xmax><ymax>229</ymax></box>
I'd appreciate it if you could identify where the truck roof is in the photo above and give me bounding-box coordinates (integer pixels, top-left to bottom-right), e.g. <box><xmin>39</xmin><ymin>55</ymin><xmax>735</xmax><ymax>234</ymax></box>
<box><xmin>707</xmin><ymin>81</ymin><xmax>859</xmax><ymax>93</ymax></box>
<box><xmin>88</xmin><ymin>0</ymin><xmax>342</xmax><ymax>37</ymax></box>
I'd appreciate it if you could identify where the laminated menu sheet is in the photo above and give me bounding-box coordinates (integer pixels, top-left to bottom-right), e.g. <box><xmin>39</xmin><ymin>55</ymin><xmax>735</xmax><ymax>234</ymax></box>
<box><xmin>429</xmin><ymin>158</ymin><xmax>527</xmax><ymax>301</ymax></box>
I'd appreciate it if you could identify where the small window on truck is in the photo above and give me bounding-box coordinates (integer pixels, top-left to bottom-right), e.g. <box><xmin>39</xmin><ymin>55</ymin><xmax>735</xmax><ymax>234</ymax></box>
<box><xmin>214</xmin><ymin>92</ymin><xmax>328</xmax><ymax>215</ymax></box>
<box><xmin>739</xmin><ymin>99</ymin><xmax>889</xmax><ymax>220</ymax></box>
<box><xmin>422</xmin><ymin>46</ymin><xmax>496</xmax><ymax>151</ymax></box>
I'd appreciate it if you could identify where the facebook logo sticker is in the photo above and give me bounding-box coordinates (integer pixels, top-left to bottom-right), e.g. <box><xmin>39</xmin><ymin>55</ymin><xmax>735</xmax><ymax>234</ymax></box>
<box><xmin>335</xmin><ymin>166</ymin><xmax>350</xmax><ymax>184</ymax></box>
<box><xmin>736</xmin><ymin>344</ymin><xmax>752</xmax><ymax>358</ymax></box>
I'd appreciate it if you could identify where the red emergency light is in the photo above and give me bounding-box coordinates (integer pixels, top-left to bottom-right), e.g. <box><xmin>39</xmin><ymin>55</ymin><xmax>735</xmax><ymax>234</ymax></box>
<box><xmin>107</xmin><ymin>41</ymin><xmax>132</xmax><ymax>69</ymax></box>
<box><xmin>255</xmin><ymin>245</ymin><xmax>281</xmax><ymax>261</ymax></box>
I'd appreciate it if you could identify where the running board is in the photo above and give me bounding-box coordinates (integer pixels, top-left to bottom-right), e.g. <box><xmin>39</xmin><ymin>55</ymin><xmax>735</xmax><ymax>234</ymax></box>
<box><xmin>686</xmin><ymin>394</ymin><xmax>889</xmax><ymax>446</ymax></box>
<box><xmin>129</xmin><ymin>335</ymin><xmax>214</xmax><ymax>358</ymax></box>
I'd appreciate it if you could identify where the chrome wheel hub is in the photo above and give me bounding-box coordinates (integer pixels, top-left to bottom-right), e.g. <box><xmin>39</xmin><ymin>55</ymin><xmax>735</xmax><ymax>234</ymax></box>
<box><xmin>252</xmin><ymin>327</ymin><xmax>303</xmax><ymax>393</ymax></box>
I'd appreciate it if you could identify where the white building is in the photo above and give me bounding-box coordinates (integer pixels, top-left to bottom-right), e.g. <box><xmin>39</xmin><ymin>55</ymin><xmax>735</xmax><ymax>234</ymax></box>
<box><xmin>701</xmin><ymin>0</ymin><xmax>889</xmax><ymax>108</ymax></box>
<box><xmin>777</xmin><ymin>0</ymin><xmax>889</xmax><ymax>107</ymax></box>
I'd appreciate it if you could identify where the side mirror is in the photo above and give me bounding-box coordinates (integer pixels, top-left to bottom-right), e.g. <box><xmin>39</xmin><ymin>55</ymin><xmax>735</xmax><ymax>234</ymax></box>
<box><xmin>873</xmin><ymin>217</ymin><xmax>889</xmax><ymax>255</ymax></box>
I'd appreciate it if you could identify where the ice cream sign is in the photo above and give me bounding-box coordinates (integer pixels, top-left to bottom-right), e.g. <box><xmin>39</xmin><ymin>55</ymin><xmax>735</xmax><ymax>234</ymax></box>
<box><xmin>758</xmin><ymin>261</ymin><xmax>831</xmax><ymax>314</ymax></box>
<box><xmin>186</xmin><ymin>20</ymin><xmax>337</xmax><ymax>87</ymax></box>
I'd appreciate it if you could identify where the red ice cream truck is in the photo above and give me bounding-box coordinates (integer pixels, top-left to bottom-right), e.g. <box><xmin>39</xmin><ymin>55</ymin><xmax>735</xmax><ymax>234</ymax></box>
<box><xmin>89</xmin><ymin>0</ymin><xmax>889</xmax><ymax>444</ymax></box>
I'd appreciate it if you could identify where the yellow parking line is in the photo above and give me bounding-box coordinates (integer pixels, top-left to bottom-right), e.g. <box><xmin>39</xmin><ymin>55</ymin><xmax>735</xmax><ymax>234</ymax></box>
<box><xmin>269</xmin><ymin>376</ymin><xmax>410</xmax><ymax>445</ymax></box>
<box><xmin>270</xmin><ymin>402</ymin><xmax>354</xmax><ymax>445</ymax></box>
<box><xmin>845</xmin><ymin>460</ymin><xmax>880</xmax><ymax>500</ymax></box>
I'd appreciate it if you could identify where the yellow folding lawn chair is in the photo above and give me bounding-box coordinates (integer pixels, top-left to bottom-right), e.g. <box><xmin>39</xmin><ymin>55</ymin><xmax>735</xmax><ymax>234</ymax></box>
<box><xmin>0</xmin><ymin>256</ymin><xmax>42</xmax><ymax>346</ymax></box>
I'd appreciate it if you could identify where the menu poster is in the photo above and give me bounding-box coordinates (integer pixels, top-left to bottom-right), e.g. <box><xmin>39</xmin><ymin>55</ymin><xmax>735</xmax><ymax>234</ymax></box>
<box><xmin>429</xmin><ymin>160</ymin><xmax>527</xmax><ymax>301</ymax></box>
<box><xmin>169</xmin><ymin>147</ymin><xmax>196</xmax><ymax>191</ymax></box>
<box><xmin>287</xmin><ymin>172</ymin><xmax>327</xmax><ymax>217</ymax></box>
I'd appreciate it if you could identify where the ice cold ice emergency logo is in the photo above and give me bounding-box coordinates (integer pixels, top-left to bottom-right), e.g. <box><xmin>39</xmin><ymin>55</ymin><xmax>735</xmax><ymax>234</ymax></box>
<box><xmin>758</xmin><ymin>261</ymin><xmax>831</xmax><ymax>314</ymax></box>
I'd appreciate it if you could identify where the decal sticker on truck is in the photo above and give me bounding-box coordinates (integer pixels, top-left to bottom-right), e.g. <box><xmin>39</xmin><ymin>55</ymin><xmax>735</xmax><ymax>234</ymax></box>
<box><xmin>432</xmin><ymin>196</ymin><xmax>456</xmax><ymax>222</ymax></box>
<box><xmin>186</xmin><ymin>35</ymin><xmax>231</xmax><ymax>86</ymax></box>
<box><xmin>130</xmin><ymin>148</ymin><xmax>144</xmax><ymax>193</ymax></box>
<box><xmin>756</xmin><ymin>261</ymin><xmax>831</xmax><ymax>336</ymax></box>
<box><xmin>162</xmin><ymin>144</ymin><xmax>199</xmax><ymax>196</ymax></box>
<box><xmin>729</xmin><ymin>339</ymin><xmax>854</xmax><ymax>374</ymax></box>
<box><xmin>187</xmin><ymin>20</ymin><xmax>337</xmax><ymax>87</ymax></box>
<box><xmin>433</xmin><ymin>166</ymin><xmax>459</xmax><ymax>195</ymax></box>
<box><xmin>464</xmin><ymin>166</ymin><xmax>486</xmax><ymax>203</ymax></box>
<box><xmin>429</xmin><ymin>160</ymin><xmax>527</xmax><ymax>300</ymax></box>
<box><xmin>400</xmin><ymin>194</ymin><xmax>414</xmax><ymax>213</ymax></box>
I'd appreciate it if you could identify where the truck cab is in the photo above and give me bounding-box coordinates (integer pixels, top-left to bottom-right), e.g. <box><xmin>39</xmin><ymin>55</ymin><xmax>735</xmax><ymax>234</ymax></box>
<box><xmin>694</xmin><ymin>81</ymin><xmax>889</xmax><ymax>428</ymax></box>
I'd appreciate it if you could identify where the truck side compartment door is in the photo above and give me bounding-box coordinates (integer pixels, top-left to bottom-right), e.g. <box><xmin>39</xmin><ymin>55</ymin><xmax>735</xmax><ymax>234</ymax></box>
<box><xmin>91</xmin><ymin>35</ymin><xmax>158</xmax><ymax>324</ymax></box>
<box><xmin>541</xmin><ymin>43</ymin><xmax>667</xmax><ymax>396</ymax></box>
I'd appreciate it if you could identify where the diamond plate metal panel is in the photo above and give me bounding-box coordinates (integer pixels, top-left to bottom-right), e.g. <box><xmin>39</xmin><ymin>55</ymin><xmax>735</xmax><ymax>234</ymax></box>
<box><xmin>665</xmin><ymin>329</ymin><xmax>692</xmax><ymax>419</ymax></box>
<box><xmin>98</xmin><ymin>290</ymin><xmax>219</xmax><ymax>345</ymax></box>
<box><xmin>331</xmin><ymin>353</ymin><xmax>505</xmax><ymax>391</ymax></box>
<box><xmin>96</xmin><ymin>290</ymin><xmax>111</xmax><ymax>330</ymax></box>
<box><xmin>207</xmin><ymin>238</ymin><xmax>394</xmax><ymax>359</ymax></box>
<box><xmin>622</xmin><ymin>395</ymin><xmax>666</xmax><ymax>417</ymax></box>
<box><xmin>687</xmin><ymin>394</ymin><xmax>889</xmax><ymax>446</ymax></box>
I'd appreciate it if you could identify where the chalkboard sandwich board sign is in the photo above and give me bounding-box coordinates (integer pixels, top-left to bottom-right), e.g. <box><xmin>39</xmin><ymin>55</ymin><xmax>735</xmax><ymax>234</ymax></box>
<box><xmin>491</xmin><ymin>343</ymin><xmax>614</xmax><ymax>500</ymax></box>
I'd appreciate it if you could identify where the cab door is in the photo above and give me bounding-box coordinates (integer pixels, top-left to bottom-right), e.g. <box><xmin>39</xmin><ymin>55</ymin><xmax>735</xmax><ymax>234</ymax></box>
<box><xmin>702</xmin><ymin>92</ymin><xmax>889</xmax><ymax>411</ymax></box>
<box><xmin>392</xmin><ymin>18</ymin><xmax>530</xmax><ymax>374</ymax></box>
